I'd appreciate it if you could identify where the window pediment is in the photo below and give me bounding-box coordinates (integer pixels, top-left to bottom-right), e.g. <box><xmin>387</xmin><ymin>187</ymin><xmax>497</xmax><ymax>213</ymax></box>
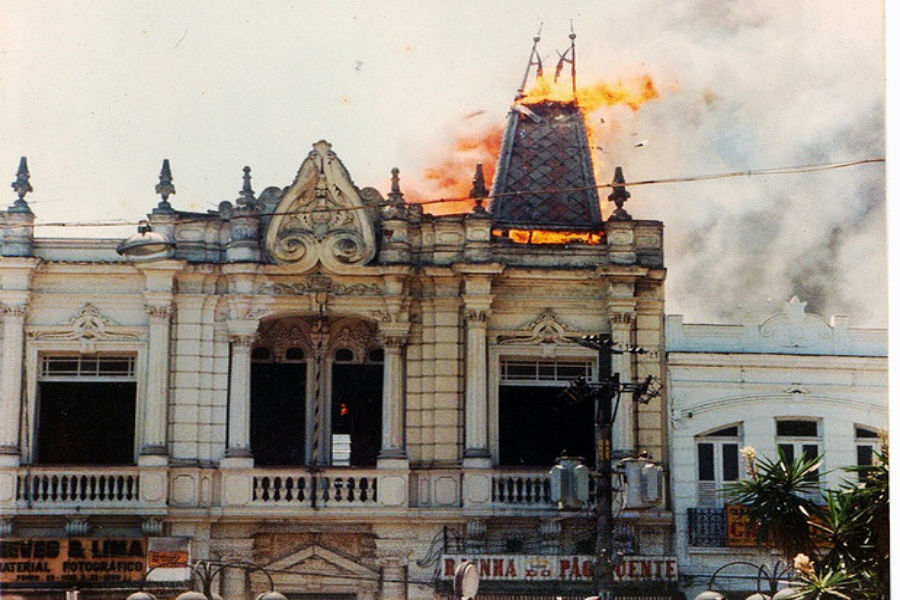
<box><xmin>27</xmin><ymin>304</ymin><xmax>143</xmax><ymax>353</ymax></box>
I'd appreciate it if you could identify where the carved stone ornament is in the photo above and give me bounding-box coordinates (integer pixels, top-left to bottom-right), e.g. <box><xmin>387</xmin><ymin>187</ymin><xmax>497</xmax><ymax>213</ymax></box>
<box><xmin>28</xmin><ymin>304</ymin><xmax>143</xmax><ymax>353</ymax></box>
<box><xmin>255</xmin><ymin>273</ymin><xmax>383</xmax><ymax>297</ymax></box>
<box><xmin>256</xmin><ymin>318</ymin><xmax>312</xmax><ymax>359</ymax></box>
<box><xmin>264</xmin><ymin>140</ymin><xmax>377</xmax><ymax>271</ymax></box>
<box><xmin>329</xmin><ymin>318</ymin><xmax>378</xmax><ymax>360</ymax></box>
<box><xmin>497</xmin><ymin>308</ymin><xmax>579</xmax><ymax>345</ymax></box>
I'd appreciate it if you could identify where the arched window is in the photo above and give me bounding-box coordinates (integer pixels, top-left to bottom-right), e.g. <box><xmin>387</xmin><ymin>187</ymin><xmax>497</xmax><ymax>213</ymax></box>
<box><xmin>695</xmin><ymin>424</ymin><xmax>742</xmax><ymax>507</ymax></box>
<box><xmin>250</xmin><ymin>342</ymin><xmax>307</xmax><ymax>466</ymax></box>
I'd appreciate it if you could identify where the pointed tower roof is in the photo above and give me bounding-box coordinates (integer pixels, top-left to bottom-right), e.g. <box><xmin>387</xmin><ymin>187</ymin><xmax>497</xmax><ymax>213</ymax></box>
<box><xmin>490</xmin><ymin>100</ymin><xmax>602</xmax><ymax>231</ymax></box>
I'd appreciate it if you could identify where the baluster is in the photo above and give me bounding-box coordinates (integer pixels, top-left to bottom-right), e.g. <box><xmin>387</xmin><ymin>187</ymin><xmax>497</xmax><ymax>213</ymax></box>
<box><xmin>298</xmin><ymin>476</ymin><xmax>306</xmax><ymax>503</ymax></box>
<box><xmin>273</xmin><ymin>477</ymin><xmax>282</xmax><ymax>502</ymax></box>
<box><xmin>261</xmin><ymin>477</ymin><xmax>271</xmax><ymax>502</ymax></box>
<box><xmin>60</xmin><ymin>475</ymin><xmax>70</xmax><ymax>501</ymax></box>
<box><xmin>371</xmin><ymin>477</ymin><xmax>377</xmax><ymax>502</ymax></box>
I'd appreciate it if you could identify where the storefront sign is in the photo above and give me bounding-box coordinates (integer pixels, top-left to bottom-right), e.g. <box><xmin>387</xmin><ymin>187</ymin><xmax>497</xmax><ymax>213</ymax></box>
<box><xmin>441</xmin><ymin>555</ymin><xmax>677</xmax><ymax>583</ymax></box>
<box><xmin>0</xmin><ymin>538</ymin><xmax>147</xmax><ymax>584</ymax></box>
<box><xmin>725</xmin><ymin>503</ymin><xmax>758</xmax><ymax>547</ymax></box>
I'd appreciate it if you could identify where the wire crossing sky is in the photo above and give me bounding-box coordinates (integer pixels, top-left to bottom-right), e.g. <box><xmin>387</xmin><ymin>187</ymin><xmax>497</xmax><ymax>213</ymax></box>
<box><xmin>0</xmin><ymin>1</ymin><xmax>886</xmax><ymax>326</ymax></box>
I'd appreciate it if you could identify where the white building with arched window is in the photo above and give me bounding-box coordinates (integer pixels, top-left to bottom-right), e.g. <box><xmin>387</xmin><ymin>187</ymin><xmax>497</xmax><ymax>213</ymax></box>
<box><xmin>666</xmin><ymin>297</ymin><xmax>887</xmax><ymax>598</ymax></box>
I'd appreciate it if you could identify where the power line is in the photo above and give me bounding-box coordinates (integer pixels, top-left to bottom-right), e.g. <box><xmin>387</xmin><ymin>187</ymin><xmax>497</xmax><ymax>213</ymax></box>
<box><xmin>0</xmin><ymin>157</ymin><xmax>884</xmax><ymax>230</ymax></box>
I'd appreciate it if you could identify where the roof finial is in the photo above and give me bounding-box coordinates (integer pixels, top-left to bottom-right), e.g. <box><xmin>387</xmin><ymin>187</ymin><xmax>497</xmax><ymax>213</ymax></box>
<box><xmin>607</xmin><ymin>166</ymin><xmax>632</xmax><ymax>221</ymax></box>
<box><xmin>10</xmin><ymin>156</ymin><xmax>33</xmax><ymax>212</ymax></box>
<box><xmin>516</xmin><ymin>24</ymin><xmax>544</xmax><ymax>100</ymax></box>
<box><xmin>388</xmin><ymin>167</ymin><xmax>404</xmax><ymax>204</ymax></box>
<box><xmin>236</xmin><ymin>165</ymin><xmax>256</xmax><ymax>207</ymax></box>
<box><xmin>154</xmin><ymin>159</ymin><xmax>176</xmax><ymax>213</ymax></box>
<box><xmin>469</xmin><ymin>164</ymin><xmax>488</xmax><ymax>213</ymax></box>
<box><xmin>554</xmin><ymin>22</ymin><xmax>577</xmax><ymax>97</ymax></box>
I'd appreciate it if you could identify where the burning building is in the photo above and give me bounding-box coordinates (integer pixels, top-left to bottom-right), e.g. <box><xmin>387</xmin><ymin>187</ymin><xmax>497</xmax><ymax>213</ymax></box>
<box><xmin>0</xmin><ymin>37</ymin><xmax>673</xmax><ymax>600</ymax></box>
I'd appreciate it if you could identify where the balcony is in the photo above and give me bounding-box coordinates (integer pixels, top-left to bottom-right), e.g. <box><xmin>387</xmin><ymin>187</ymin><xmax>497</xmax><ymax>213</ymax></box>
<box><xmin>687</xmin><ymin>507</ymin><xmax>726</xmax><ymax>547</ymax></box>
<box><xmin>251</xmin><ymin>469</ymin><xmax>379</xmax><ymax>507</ymax></box>
<box><xmin>7</xmin><ymin>466</ymin><xmax>165</xmax><ymax>513</ymax></box>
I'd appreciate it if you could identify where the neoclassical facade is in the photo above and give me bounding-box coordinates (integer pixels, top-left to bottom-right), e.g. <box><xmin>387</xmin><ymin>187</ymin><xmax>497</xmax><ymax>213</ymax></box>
<box><xmin>0</xmin><ymin>104</ymin><xmax>671</xmax><ymax>600</ymax></box>
<box><xmin>666</xmin><ymin>298</ymin><xmax>887</xmax><ymax>598</ymax></box>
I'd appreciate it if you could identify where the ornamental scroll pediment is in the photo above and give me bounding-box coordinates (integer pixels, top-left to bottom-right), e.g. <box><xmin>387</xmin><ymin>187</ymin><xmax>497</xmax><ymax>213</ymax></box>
<box><xmin>254</xmin><ymin>273</ymin><xmax>383</xmax><ymax>296</ymax></box>
<box><xmin>28</xmin><ymin>304</ymin><xmax>143</xmax><ymax>353</ymax></box>
<box><xmin>497</xmin><ymin>308</ymin><xmax>580</xmax><ymax>345</ymax></box>
<box><xmin>264</xmin><ymin>140</ymin><xmax>377</xmax><ymax>272</ymax></box>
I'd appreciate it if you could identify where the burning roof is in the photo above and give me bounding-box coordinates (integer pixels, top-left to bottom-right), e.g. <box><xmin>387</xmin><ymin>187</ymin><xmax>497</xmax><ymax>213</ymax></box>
<box><xmin>490</xmin><ymin>99</ymin><xmax>601</xmax><ymax>232</ymax></box>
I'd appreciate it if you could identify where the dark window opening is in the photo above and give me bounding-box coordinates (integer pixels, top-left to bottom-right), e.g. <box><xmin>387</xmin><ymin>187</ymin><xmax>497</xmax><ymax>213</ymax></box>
<box><xmin>37</xmin><ymin>381</ymin><xmax>136</xmax><ymax>465</ymax></box>
<box><xmin>251</xmin><ymin>347</ymin><xmax>272</xmax><ymax>361</ymax></box>
<box><xmin>331</xmin><ymin>362</ymin><xmax>382</xmax><ymax>466</ymax></box>
<box><xmin>777</xmin><ymin>420</ymin><xmax>818</xmax><ymax>437</ymax></box>
<box><xmin>708</xmin><ymin>426</ymin><xmax>739</xmax><ymax>437</ymax></box>
<box><xmin>334</xmin><ymin>348</ymin><xmax>355</xmax><ymax>362</ymax></box>
<box><xmin>285</xmin><ymin>347</ymin><xmax>305</xmax><ymax>361</ymax></box>
<box><xmin>722</xmin><ymin>443</ymin><xmax>739</xmax><ymax>481</ymax></box>
<box><xmin>250</xmin><ymin>362</ymin><xmax>306</xmax><ymax>466</ymax></box>
<box><xmin>697</xmin><ymin>443</ymin><xmax>714</xmax><ymax>481</ymax></box>
<box><xmin>499</xmin><ymin>384</ymin><xmax>595</xmax><ymax>467</ymax></box>
<box><xmin>856</xmin><ymin>426</ymin><xmax>879</xmax><ymax>438</ymax></box>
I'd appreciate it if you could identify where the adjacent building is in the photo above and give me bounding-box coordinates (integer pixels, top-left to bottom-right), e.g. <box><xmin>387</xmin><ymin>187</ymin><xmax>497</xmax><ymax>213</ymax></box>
<box><xmin>666</xmin><ymin>298</ymin><xmax>888</xmax><ymax>598</ymax></box>
<box><xmin>0</xmin><ymin>71</ymin><xmax>673</xmax><ymax>600</ymax></box>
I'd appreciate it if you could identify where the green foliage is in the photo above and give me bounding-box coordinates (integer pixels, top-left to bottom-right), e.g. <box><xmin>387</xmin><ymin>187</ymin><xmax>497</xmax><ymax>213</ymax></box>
<box><xmin>723</xmin><ymin>448</ymin><xmax>822</xmax><ymax>559</ymax></box>
<box><xmin>726</xmin><ymin>443</ymin><xmax>889</xmax><ymax>600</ymax></box>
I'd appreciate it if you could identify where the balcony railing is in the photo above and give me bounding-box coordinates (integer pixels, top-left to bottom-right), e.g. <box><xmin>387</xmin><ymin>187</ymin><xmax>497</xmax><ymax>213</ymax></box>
<box><xmin>492</xmin><ymin>469</ymin><xmax>553</xmax><ymax>506</ymax></box>
<box><xmin>16</xmin><ymin>467</ymin><xmax>141</xmax><ymax>506</ymax></box>
<box><xmin>687</xmin><ymin>507</ymin><xmax>726</xmax><ymax>547</ymax></box>
<box><xmin>251</xmin><ymin>469</ymin><xmax>379</xmax><ymax>507</ymax></box>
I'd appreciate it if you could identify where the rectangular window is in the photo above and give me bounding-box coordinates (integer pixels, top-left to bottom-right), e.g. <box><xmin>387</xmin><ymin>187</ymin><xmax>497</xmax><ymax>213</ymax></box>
<box><xmin>695</xmin><ymin>425</ymin><xmax>742</xmax><ymax>507</ymax></box>
<box><xmin>776</xmin><ymin>419</ymin><xmax>822</xmax><ymax>497</ymax></box>
<box><xmin>499</xmin><ymin>358</ymin><xmax>595</xmax><ymax>467</ymax></box>
<box><xmin>855</xmin><ymin>426</ymin><xmax>880</xmax><ymax>481</ymax></box>
<box><xmin>36</xmin><ymin>354</ymin><xmax>137</xmax><ymax>466</ymax></box>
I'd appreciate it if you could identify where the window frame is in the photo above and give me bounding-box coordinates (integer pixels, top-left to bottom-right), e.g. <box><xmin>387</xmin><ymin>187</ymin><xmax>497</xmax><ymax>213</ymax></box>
<box><xmin>854</xmin><ymin>424</ymin><xmax>880</xmax><ymax>478</ymax></box>
<box><xmin>775</xmin><ymin>418</ymin><xmax>823</xmax><ymax>496</ymax></box>
<box><xmin>694</xmin><ymin>423</ymin><xmax>743</xmax><ymax>507</ymax></box>
<box><xmin>488</xmin><ymin>345</ymin><xmax>599</xmax><ymax>466</ymax></box>
<box><xmin>24</xmin><ymin>340</ymin><xmax>147</xmax><ymax>466</ymax></box>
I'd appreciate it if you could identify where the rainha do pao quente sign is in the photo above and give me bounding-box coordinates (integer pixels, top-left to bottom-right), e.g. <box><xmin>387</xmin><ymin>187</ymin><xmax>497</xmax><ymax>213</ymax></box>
<box><xmin>0</xmin><ymin>537</ymin><xmax>189</xmax><ymax>584</ymax></box>
<box><xmin>441</xmin><ymin>555</ymin><xmax>678</xmax><ymax>583</ymax></box>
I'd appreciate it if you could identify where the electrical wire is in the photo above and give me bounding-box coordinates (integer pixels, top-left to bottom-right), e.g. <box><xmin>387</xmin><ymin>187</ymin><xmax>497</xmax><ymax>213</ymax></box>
<box><xmin>0</xmin><ymin>157</ymin><xmax>884</xmax><ymax>230</ymax></box>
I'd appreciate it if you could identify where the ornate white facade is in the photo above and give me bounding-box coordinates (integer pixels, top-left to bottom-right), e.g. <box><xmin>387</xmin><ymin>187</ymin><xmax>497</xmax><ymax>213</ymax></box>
<box><xmin>666</xmin><ymin>298</ymin><xmax>887</xmax><ymax>597</ymax></box>
<box><xmin>0</xmin><ymin>134</ymin><xmax>670</xmax><ymax>600</ymax></box>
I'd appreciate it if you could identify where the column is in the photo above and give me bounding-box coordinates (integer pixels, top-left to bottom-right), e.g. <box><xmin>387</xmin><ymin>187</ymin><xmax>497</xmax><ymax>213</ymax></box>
<box><xmin>225</xmin><ymin>329</ymin><xmax>256</xmax><ymax>463</ymax></box>
<box><xmin>610</xmin><ymin>310</ymin><xmax>635</xmax><ymax>457</ymax></box>
<box><xmin>0</xmin><ymin>301</ymin><xmax>27</xmax><ymax>462</ymax></box>
<box><xmin>380</xmin><ymin>557</ymin><xmax>408</xmax><ymax>600</ymax></box>
<box><xmin>462</xmin><ymin>305</ymin><xmax>490</xmax><ymax>467</ymax></box>
<box><xmin>378</xmin><ymin>336</ymin><xmax>407</xmax><ymax>462</ymax></box>
<box><xmin>140</xmin><ymin>301</ymin><xmax>173</xmax><ymax>461</ymax></box>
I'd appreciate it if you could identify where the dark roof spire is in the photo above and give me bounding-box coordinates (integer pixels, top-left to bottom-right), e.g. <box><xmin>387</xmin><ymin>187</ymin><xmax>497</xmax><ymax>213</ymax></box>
<box><xmin>236</xmin><ymin>165</ymin><xmax>256</xmax><ymax>207</ymax></box>
<box><xmin>9</xmin><ymin>156</ymin><xmax>33</xmax><ymax>213</ymax></box>
<box><xmin>154</xmin><ymin>159</ymin><xmax>176</xmax><ymax>213</ymax></box>
<box><xmin>607</xmin><ymin>166</ymin><xmax>632</xmax><ymax>221</ymax></box>
<box><xmin>469</xmin><ymin>164</ymin><xmax>488</xmax><ymax>214</ymax></box>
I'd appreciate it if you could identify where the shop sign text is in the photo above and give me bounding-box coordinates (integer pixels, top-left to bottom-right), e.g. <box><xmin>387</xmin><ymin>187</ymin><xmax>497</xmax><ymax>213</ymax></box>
<box><xmin>441</xmin><ymin>555</ymin><xmax>677</xmax><ymax>583</ymax></box>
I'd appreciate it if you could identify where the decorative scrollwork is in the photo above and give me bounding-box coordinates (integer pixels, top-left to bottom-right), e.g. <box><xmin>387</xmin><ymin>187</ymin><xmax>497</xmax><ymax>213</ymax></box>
<box><xmin>264</xmin><ymin>141</ymin><xmax>376</xmax><ymax>271</ymax></box>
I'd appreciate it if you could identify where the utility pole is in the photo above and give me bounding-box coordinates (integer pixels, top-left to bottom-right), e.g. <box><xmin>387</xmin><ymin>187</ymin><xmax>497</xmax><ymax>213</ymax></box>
<box><xmin>566</xmin><ymin>336</ymin><xmax>662</xmax><ymax>599</ymax></box>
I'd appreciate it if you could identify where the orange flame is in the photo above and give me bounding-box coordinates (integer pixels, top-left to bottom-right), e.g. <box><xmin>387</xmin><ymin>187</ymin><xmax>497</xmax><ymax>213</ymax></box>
<box><xmin>405</xmin><ymin>74</ymin><xmax>659</xmax><ymax>216</ymax></box>
<box><xmin>495</xmin><ymin>228</ymin><xmax>604</xmax><ymax>245</ymax></box>
<box><xmin>520</xmin><ymin>74</ymin><xmax>659</xmax><ymax>112</ymax></box>
<box><xmin>403</xmin><ymin>124</ymin><xmax>503</xmax><ymax>215</ymax></box>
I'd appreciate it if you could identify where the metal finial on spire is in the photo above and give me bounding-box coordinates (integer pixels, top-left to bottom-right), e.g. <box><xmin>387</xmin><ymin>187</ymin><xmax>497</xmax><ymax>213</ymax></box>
<box><xmin>388</xmin><ymin>167</ymin><xmax>404</xmax><ymax>204</ymax></box>
<box><xmin>516</xmin><ymin>24</ymin><xmax>544</xmax><ymax>100</ymax></box>
<box><xmin>607</xmin><ymin>166</ymin><xmax>632</xmax><ymax>221</ymax></box>
<box><xmin>154</xmin><ymin>159</ymin><xmax>175</xmax><ymax>212</ymax></box>
<box><xmin>469</xmin><ymin>164</ymin><xmax>488</xmax><ymax>213</ymax></box>
<box><xmin>236</xmin><ymin>165</ymin><xmax>256</xmax><ymax>207</ymax></box>
<box><xmin>10</xmin><ymin>156</ymin><xmax>33</xmax><ymax>211</ymax></box>
<box><xmin>554</xmin><ymin>22</ymin><xmax>577</xmax><ymax>97</ymax></box>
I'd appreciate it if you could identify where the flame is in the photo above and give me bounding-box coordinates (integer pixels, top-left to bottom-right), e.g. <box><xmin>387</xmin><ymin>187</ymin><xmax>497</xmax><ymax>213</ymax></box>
<box><xmin>520</xmin><ymin>74</ymin><xmax>659</xmax><ymax>112</ymax></box>
<box><xmin>405</xmin><ymin>73</ymin><xmax>659</xmax><ymax>216</ymax></box>
<box><xmin>494</xmin><ymin>228</ymin><xmax>604</xmax><ymax>245</ymax></box>
<box><xmin>403</xmin><ymin>124</ymin><xmax>503</xmax><ymax>215</ymax></box>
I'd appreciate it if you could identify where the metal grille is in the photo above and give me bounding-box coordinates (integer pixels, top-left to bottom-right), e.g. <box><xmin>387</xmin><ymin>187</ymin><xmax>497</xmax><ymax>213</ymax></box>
<box><xmin>687</xmin><ymin>507</ymin><xmax>726</xmax><ymax>547</ymax></box>
<box><xmin>501</xmin><ymin>359</ymin><xmax>593</xmax><ymax>383</ymax></box>
<box><xmin>40</xmin><ymin>354</ymin><xmax>135</xmax><ymax>379</ymax></box>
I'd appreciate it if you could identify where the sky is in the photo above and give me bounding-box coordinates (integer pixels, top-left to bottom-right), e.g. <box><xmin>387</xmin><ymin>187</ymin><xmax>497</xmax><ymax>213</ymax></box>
<box><xmin>0</xmin><ymin>1</ymin><xmax>888</xmax><ymax>327</ymax></box>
